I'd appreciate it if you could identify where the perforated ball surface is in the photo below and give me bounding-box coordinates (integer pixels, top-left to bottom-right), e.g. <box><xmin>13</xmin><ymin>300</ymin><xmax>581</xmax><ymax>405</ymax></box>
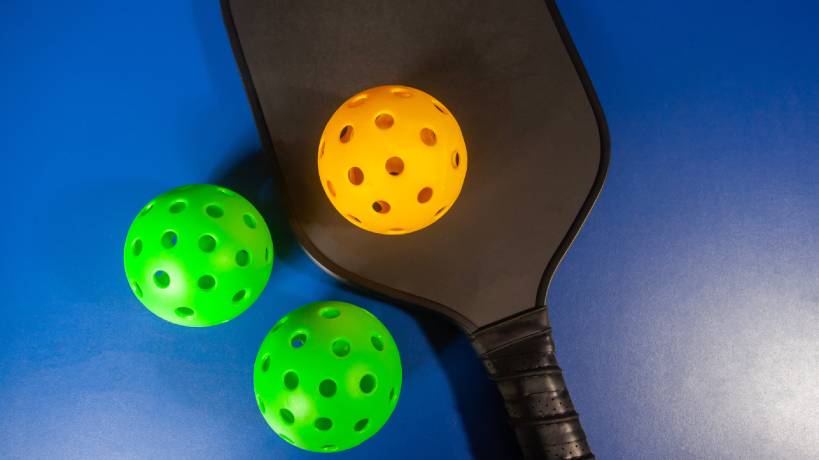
<box><xmin>123</xmin><ymin>184</ymin><xmax>274</xmax><ymax>327</ymax></box>
<box><xmin>254</xmin><ymin>301</ymin><xmax>402</xmax><ymax>452</ymax></box>
<box><xmin>318</xmin><ymin>85</ymin><xmax>468</xmax><ymax>235</ymax></box>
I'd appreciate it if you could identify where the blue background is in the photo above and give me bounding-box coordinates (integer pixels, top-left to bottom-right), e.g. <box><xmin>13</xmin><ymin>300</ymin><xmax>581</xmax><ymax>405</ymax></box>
<box><xmin>2</xmin><ymin>1</ymin><xmax>817</xmax><ymax>459</ymax></box>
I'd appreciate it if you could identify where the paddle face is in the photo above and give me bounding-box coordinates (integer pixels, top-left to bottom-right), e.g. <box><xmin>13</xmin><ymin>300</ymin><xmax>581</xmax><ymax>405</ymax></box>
<box><xmin>223</xmin><ymin>0</ymin><xmax>608</xmax><ymax>331</ymax></box>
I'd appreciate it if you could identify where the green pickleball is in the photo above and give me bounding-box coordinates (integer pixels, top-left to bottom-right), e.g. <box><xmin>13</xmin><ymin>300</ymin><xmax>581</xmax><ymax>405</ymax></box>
<box><xmin>254</xmin><ymin>301</ymin><xmax>402</xmax><ymax>453</ymax></box>
<box><xmin>123</xmin><ymin>184</ymin><xmax>274</xmax><ymax>327</ymax></box>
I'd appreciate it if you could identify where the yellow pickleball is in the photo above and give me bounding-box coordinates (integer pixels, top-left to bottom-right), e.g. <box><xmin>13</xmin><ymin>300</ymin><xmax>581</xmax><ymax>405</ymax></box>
<box><xmin>317</xmin><ymin>85</ymin><xmax>468</xmax><ymax>235</ymax></box>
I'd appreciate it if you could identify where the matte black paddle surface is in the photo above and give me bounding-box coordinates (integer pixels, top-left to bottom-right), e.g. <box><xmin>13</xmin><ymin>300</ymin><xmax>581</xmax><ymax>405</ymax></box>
<box><xmin>224</xmin><ymin>2</ymin><xmax>608</xmax><ymax>457</ymax></box>
<box><xmin>222</xmin><ymin>0</ymin><xmax>608</xmax><ymax>331</ymax></box>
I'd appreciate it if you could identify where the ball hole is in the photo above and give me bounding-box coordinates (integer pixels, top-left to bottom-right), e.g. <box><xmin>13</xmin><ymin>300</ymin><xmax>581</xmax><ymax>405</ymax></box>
<box><xmin>232</xmin><ymin>289</ymin><xmax>247</xmax><ymax>303</ymax></box>
<box><xmin>359</xmin><ymin>374</ymin><xmax>377</xmax><ymax>394</ymax></box>
<box><xmin>318</xmin><ymin>139</ymin><xmax>325</xmax><ymax>158</ymax></box>
<box><xmin>388</xmin><ymin>228</ymin><xmax>404</xmax><ymax>233</ymax></box>
<box><xmin>372</xmin><ymin>201</ymin><xmax>391</xmax><ymax>214</ymax></box>
<box><xmin>169</xmin><ymin>201</ymin><xmax>187</xmax><ymax>214</ymax></box>
<box><xmin>319</xmin><ymin>379</ymin><xmax>337</xmax><ymax>397</ymax></box>
<box><xmin>354</xmin><ymin>418</ymin><xmax>369</xmax><ymax>432</ymax></box>
<box><xmin>132</xmin><ymin>239</ymin><xmax>143</xmax><ymax>256</ymax></box>
<box><xmin>319</xmin><ymin>307</ymin><xmax>340</xmax><ymax>319</ymax></box>
<box><xmin>347</xmin><ymin>94</ymin><xmax>368</xmax><ymax>108</ymax></box>
<box><xmin>322</xmin><ymin>445</ymin><xmax>338</xmax><ymax>452</ymax></box>
<box><xmin>452</xmin><ymin>151</ymin><xmax>461</xmax><ymax>168</ymax></box>
<box><xmin>174</xmin><ymin>307</ymin><xmax>194</xmax><ymax>319</ymax></box>
<box><xmin>198</xmin><ymin>234</ymin><xmax>216</xmax><ymax>252</ymax></box>
<box><xmin>433</xmin><ymin>103</ymin><xmax>448</xmax><ymax>115</ymax></box>
<box><xmin>261</xmin><ymin>354</ymin><xmax>270</xmax><ymax>372</ymax></box>
<box><xmin>283</xmin><ymin>371</ymin><xmax>299</xmax><ymax>390</ymax></box>
<box><xmin>197</xmin><ymin>275</ymin><xmax>216</xmax><ymax>290</ymax></box>
<box><xmin>389</xmin><ymin>387</ymin><xmax>396</xmax><ymax>401</ymax></box>
<box><xmin>347</xmin><ymin>214</ymin><xmax>361</xmax><ymax>223</ymax></box>
<box><xmin>315</xmin><ymin>417</ymin><xmax>333</xmax><ymax>431</ymax></box>
<box><xmin>371</xmin><ymin>334</ymin><xmax>384</xmax><ymax>351</ymax></box>
<box><xmin>291</xmin><ymin>333</ymin><xmax>307</xmax><ymax>348</ymax></box>
<box><xmin>131</xmin><ymin>281</ymin><xmax>142</xmax><ymax>298</ymax></box>
<box><xmin>235</xmin><ymin>250</ymin><xmax>250</xmax><ymax>267</ymax></box>
<box><xmin>420</xmin><ymin>128</ymin><xmax>437</xmax><ymax>146</ymax></box>
<box><xmin>139</xmin><ymin>203</ymin><xmax>154</xmax><ymax>216</ymax></box>
<box><xmin>279</xmin><ymin>408</ymin><xmax>295</xmax><ymax>425</ymax></box>
<box><xmin>435</xmin><ymin>206</ymin><xmax>448</xmax><ymax>217</ymax></box>
<box><xmin>161</xmin><ymin>230</ymin><xmax>177</xmax><ymax>248</ymax></box>
<box><xmin>391</xmin><ymin>88</ymin><xmax>411</xmax><ymax>98</ymax></box>
<box><xmin>243</xmin><ymin>213</ymin><xmax>257</xmax><ymax>229</ymax></box>
<box><xmin>265</xmin><ymin>247</ymin><xmax>271</xmax><ymax>263</ymax></box>
<box><xmin>206</xmin><ymin>204</ymin><xmax>224</xmax><ymax>218</ymax></box>
<box><xmin>153</xmin><ymin>270</ymin><xmax>170</xmax><ymax>289</ymax></box>
<box><xmin>339</xmin><ymin>125</ymin><xmax>354</xmax><ymax>143</ymax></box>
<box><xmin>417</xmin><ymin>187</ymin><xmax>433</xmax><ymax>203</ymax></box>
<box><xmin>331</xmin><ymin>339</ymin><xmax>350</xmax><ymax>357</ymax></box>
<box><xmin>348</xmin><ymin>167</ymin><xmax>364</xmax><ymax>185</ymax></box>
<box><xmin>326</xmin><ymin>180</ymin><xmax>336</xmax><ymax>197</ymax></box>
<box><xmin>270</xmin><ymin>316</ymin><xmax>288</xmax><ymax>333</ymax></box>
<box><xmin>374</xmin><ymin>113</ymin><xmax>394</xmax><ymax>129</ymax></box>
<box><xmin>385</xmin><ymin>156</ymin><xmax>404</xmax><ymax>176</ymax></box>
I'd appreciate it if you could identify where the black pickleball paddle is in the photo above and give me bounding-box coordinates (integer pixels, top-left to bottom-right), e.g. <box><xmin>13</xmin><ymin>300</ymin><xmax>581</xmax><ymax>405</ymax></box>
<box><xmin>222</xmin><ymin>1</ymin><xmax>609</xmax><ymax>458</ymax></box>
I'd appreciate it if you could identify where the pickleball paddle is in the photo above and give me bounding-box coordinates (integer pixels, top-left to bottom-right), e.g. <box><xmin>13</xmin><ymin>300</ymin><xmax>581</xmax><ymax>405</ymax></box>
<box><xmin>222</xmin><ymin>1</ymin><xmax>609</xmax><ymax>458</ymax></box>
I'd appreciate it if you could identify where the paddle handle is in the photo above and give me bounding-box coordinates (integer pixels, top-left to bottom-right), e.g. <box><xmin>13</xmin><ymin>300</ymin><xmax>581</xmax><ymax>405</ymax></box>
<box><xmin>469</xmin><ymin>306</ymin><xmax>594</xmax><ymax>460</ymax></box>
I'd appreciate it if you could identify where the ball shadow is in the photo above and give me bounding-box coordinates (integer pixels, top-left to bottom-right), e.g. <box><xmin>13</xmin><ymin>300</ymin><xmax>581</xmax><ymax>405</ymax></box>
<box><xmin>210</xmin><ymin>151</ymin><xmax>300</xmax><ymax>263</ymax></box>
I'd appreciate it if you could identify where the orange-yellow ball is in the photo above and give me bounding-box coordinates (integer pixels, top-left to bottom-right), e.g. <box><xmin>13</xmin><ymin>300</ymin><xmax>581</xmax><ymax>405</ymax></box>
<box><xmin>317</xmin><ymin>85</ymin><xmax>468</xmax><ymax>235</ymax></box>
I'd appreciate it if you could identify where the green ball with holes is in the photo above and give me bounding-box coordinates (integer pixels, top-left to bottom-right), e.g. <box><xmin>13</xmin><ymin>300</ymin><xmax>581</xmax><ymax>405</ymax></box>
<box><xmin>254</xmin><ymin>301</ymin><xmax>402</xmax><ymax>452</ymax></box>
<box><xmin>123</xmin><ymin>184</ymin><xmax>274</xmax><ymax>326</ymax></box>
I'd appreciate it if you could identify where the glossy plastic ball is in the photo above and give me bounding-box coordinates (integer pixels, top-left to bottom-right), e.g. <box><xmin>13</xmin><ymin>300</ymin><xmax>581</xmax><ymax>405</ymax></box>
<box><xmin>253</xmin><ymin>301</ymin><xmax>402</xmax><ymax>452</ymax></box>
<box><xmin>123</xmin><ymin>184</ymin><xmax>274</xmax><ymax>327</ymax></box>
<box><xmin>318</xmin><ymin>85</ymin><xmax>468</xmax><ymax>235</ymax></box>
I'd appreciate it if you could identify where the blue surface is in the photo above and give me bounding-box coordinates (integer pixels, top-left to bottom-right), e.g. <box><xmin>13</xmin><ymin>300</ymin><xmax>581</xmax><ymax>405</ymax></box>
<box><xmin>1</xmin><ymin>1</ymin><xmax>817</xmax><ymax>459</ymax></box>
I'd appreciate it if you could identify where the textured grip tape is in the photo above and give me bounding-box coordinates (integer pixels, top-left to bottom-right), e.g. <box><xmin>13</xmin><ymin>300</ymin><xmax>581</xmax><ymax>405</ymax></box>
<box><xmin>469</xmin><ymin>306</ymin><xmax>594</xmax><ymax>460</ymax></box>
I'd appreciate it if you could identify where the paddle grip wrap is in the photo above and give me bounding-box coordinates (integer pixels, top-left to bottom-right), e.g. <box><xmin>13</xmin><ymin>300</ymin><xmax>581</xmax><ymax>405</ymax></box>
<box><xmin>469</xmin><ymin>306</ymin><xmax>594</xmax><ymax>460</ymax></box>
